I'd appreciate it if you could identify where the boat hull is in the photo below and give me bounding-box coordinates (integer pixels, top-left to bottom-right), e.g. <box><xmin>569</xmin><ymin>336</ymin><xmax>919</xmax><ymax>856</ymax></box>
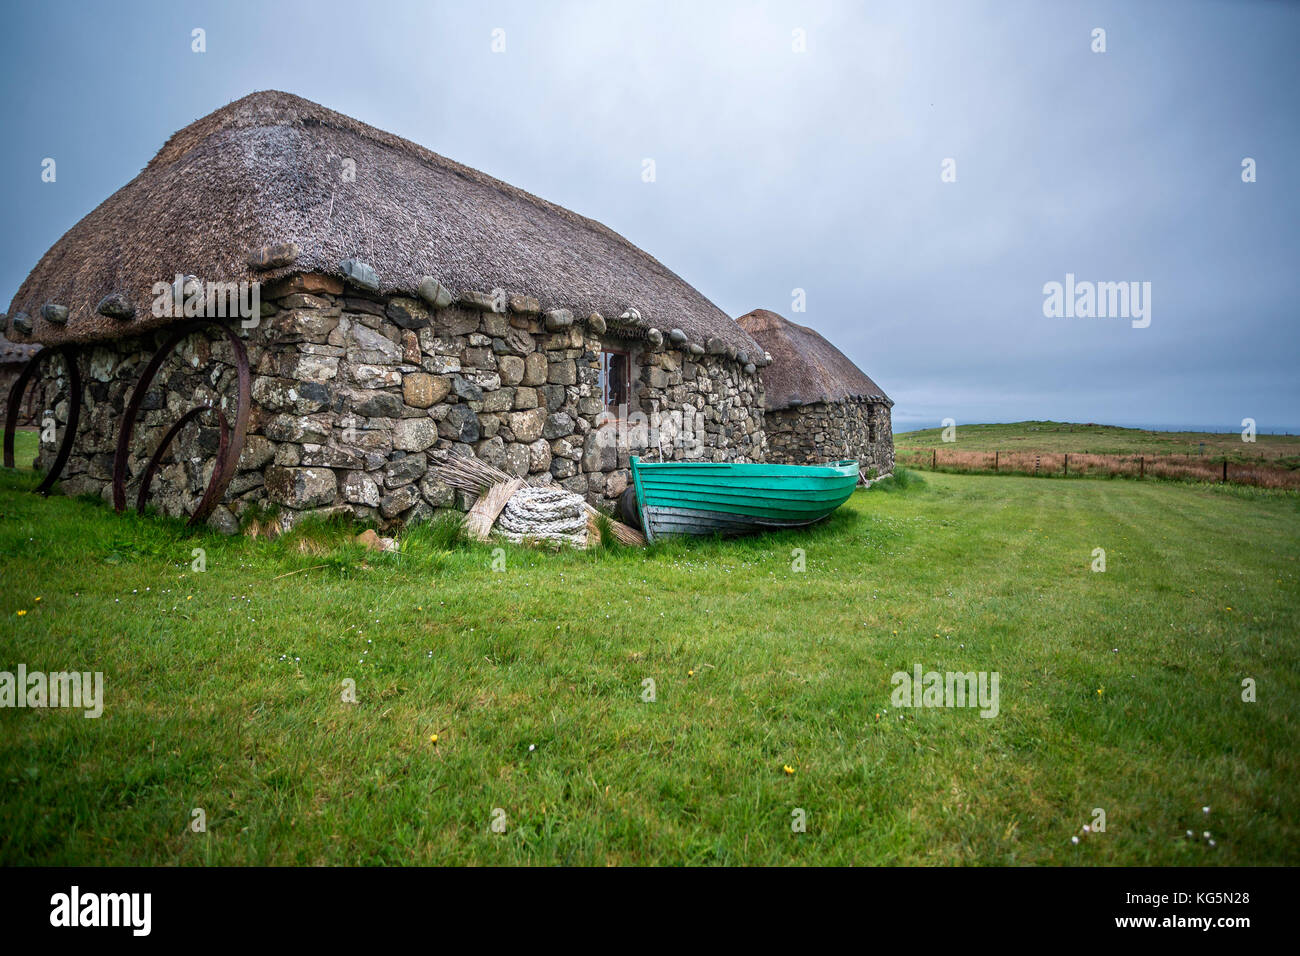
<box><xmin>630</xmin><ymin>457</ymin><xmax>859</xmax><ymax>541</ymax></box>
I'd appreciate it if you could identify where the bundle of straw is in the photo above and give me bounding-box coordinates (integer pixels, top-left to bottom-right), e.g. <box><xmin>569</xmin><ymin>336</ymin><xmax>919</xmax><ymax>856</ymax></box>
<box><xmin>427</xmin><ymin>449</ymin><xmax>646</xmax><ymax>546</ymax></box>
<box><xmin>427</xmin><ymin>449</ymin><xmax>523</xmax><ymax>494</ymax></box>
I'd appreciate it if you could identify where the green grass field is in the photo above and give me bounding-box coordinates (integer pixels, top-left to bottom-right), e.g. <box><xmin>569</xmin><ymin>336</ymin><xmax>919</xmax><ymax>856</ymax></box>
<box><xmin>897</xmin><ymin>420</ymin><xmax>1300</xmax><ymax>464</ymax></box>
<box><xmin>2</xmin><ymin>432</ymin><xmax>1298</xmax><ymax>865</ymax></box>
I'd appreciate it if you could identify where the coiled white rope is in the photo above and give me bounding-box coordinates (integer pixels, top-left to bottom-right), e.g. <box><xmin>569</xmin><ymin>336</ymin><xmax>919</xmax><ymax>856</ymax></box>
<box><xmin>496</xmin><ymin>485</ymin><xmax>588</xmax><ymax>547</ymax></box>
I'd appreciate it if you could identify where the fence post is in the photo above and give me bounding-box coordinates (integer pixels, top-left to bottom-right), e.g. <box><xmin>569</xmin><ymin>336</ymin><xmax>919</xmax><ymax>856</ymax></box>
<box><xmin>1223</xmin><ymin>459</ymin><xmax>1228</xmax><ymax>483</ymax></box>
<box><xmin>1064</xmin><ymin>453</ymin><xmax>1069</xmax><ymax>476</ymax></box>
<box><xmin>1140</xmin><ymin>456</ymin><xmax>1144</xmax><ymax>478</ymax></box>
<box><xmin>1035</xmin><ymin>455</ymin><xmax>1040</xmax><ymax>475</ymax></box>
<box><xmin>932</xmin><ymin>449</ymin><xmax>936</xmax><ymax>471</ymax></box>
<box><xmin>994</xmin><ymin>450</ymin><xmax>999</xmax><ymax>473</ymax></box>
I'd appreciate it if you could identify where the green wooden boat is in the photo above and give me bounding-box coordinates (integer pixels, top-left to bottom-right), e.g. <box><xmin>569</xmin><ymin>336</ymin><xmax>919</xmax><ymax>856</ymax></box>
<box><xmin>627</xmin><ymin>456</ymin><xmax>859</xmax><ymax>541</ymax></box>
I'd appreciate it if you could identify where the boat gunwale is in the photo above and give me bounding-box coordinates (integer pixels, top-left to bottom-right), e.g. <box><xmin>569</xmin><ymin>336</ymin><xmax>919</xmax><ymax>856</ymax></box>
<box><xmin>632</xmin><ymin>459</ymin><xmax>858</xmax><ymax>480</ymax></box>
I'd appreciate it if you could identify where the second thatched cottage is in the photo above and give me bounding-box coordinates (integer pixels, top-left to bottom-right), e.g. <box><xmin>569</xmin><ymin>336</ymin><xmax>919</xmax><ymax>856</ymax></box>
<box><xmin>737</xmin><ymin>309</ymin><xmax>894</xmax><ymax>475</ymax></box>
<box><xmin>2</xmin><ymin>91</ymin><xmax>770</xmax><ymax>530</ymax></box>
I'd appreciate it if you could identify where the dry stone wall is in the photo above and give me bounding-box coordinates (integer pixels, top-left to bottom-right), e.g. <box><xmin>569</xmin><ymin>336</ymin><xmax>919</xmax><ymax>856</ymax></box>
<box><xmin>28</xmin><ymin>275</ymin><xmax>766</xmax><ymax>532</ymax></box>
<box><xmin>764</xmin><ymin>397</ymin><xmax>894</xmax><ymax>473</ymax></box>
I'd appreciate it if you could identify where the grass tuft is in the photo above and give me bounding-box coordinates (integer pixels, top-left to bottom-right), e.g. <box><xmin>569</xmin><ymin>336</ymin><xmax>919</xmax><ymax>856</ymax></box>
<box><xmin>405</xmin><ymin>511</ymin><xmax>469</xmax><ymax>552</ymax></box>
<box><xmin>870</xmin><ymin>466</ymin><xmax>925</xmax><ymax>493</ymax></box>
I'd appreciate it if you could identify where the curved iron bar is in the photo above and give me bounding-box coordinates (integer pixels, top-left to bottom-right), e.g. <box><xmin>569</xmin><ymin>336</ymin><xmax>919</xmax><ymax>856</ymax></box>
<box><xmin>112</xmin><ymin>321</ymin><xmax>251</xmax><ymax>526</ymax></box>
<box><xmin>135</xmin><ymin>405</ymin><xmax>232</xmax><ymax>519</ymax></box>
<box><xmin>2</xmin><ymin>345</ymin><xmax>83</xmax><ymax>496</ymax></box>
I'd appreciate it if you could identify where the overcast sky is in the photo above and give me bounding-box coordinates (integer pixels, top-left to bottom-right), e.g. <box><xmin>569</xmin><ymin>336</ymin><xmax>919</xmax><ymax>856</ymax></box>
<box><xmin>2</xmin><ymin>0</ymin><xmax>1296</xmax><ymax>431</ymax></box>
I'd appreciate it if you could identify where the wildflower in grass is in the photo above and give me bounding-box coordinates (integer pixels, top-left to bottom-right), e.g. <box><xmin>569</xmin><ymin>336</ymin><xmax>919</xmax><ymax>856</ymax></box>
<box><xmin>688</xmin><ymin>669</ymin><xmax>695</xmax><ymax>677</ymax></box>
<box><xmin>783</xmin><ymin>765</ymin><xmax>795</xmax><ymax>775</ymax></box>
<box><xmin>34</xmin><ymin>597</ymin><xmax>41</xmax><ymax>603</ymax></box>
<box><xmin>16</xmin><ymin>610</ymin><xmax>27</xmax><ymax>616</ymax></box>
<box><xmin>1071</xmin><ymin>836</ymin><xmax>1079</xmax><ymax>845</ymax></box>
<box><xmin>429</xmin><ymin>733</ymin><xmax>438</xmax><ymax>744</ymax></box>
<box><xmin>1097</xmin><ymin>687</ymin><xmax>1104</xmax><ymax>696</ymax></box>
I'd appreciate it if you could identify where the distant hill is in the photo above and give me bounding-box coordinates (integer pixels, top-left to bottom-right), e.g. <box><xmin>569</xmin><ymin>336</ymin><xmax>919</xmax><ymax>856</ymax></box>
<box><xmin>895</xmin><ymin>421</ymin><xmax>1299</xmax><ymax>463</ymax></box>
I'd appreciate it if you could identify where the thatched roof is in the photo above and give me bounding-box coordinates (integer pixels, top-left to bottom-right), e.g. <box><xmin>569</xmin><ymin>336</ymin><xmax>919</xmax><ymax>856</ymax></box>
<box><xmin>736</xmin><ymin>309</ymin><xmax>891</xmax><ymax>410</ymax></box>
<box><xmin>7</xmin><ymin>90</ymin><xmax>761</xmax><ymax>357</ymax></box>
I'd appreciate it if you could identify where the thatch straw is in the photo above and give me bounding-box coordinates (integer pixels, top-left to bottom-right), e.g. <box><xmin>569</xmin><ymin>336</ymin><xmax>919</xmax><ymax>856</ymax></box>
<box><xmin>428</xmin><ymin>449</ymin><xmax>523</xmax><ymax>495</ymax></box>
<box><xmin>10</xmin><ymin>90</ymin><xmax>764</xmax><ymax>359</ymax></box>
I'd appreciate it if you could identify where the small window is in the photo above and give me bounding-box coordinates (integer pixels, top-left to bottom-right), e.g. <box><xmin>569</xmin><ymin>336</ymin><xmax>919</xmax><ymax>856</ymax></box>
<box><xmin>599</xmin><ymin>348</ymin><xmax>630</xmax><ymax>415</ymax></box>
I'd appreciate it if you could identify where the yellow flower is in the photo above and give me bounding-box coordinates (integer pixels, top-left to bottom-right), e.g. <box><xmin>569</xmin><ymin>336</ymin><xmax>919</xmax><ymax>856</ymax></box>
<box><xmin>1225</xmin><ymin>607</ymin><xmax>1232</xmax><ymax>611</ymax></box>
<box><xmin>186</xmin><ymin>595</ymin><xmax>192</xmax><ymax>601</ymax></box>
<box><xmin>34</xmin><ymin>597</ymin><xmax>41</xmax><ymax>603</ymax></box>
<box><xmin>16</xmin><ymin>610</ymin><xmax>27</xmax><ymax>617</ymax></box>
<box><xmin>429</xmin><ymin>733</ymin><xmax>438</xmax><ymax>744</ymax></box>
<box><xmin>1097</xmin><ymin>688</ymin><xmax>1104</xmax><ymax>696</ymax></box>
<box><xmin>783</xmin><ymin>765</ymin><xmax>795</xmax><ymax>775</ymax></box>
<box><xmin>687</xmin><ymin>669</ymin><xmax>695</xmax><ymax>677</ymax></box>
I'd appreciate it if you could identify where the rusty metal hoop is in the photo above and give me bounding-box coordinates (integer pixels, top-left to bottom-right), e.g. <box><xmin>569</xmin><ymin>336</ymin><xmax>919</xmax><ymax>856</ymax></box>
<box><xmin>2</xmin><ymin>345</ymin><xmax>83</xmax><ymax>496</ymax></box>
<box><xmin>112</xmin><ymin>321</ymin><xmax>250</xmax><ymax>526</ymax></box>
<box><xmin>134</xmin><ymin>404</ymin><xmax>232</xmax><ymax>520</ymax></box>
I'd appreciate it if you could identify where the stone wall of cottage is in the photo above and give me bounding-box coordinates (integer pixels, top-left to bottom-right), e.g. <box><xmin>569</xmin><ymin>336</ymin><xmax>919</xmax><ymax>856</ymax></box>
<box><xmin>764</xmin><ymin>398</ymin><xmax>894</xmax><ymax>474</ymax></box>
<box><xmin>28</xmin><ymin>277</ymin><xmax>765</xmax><ymax>532</ymax></box>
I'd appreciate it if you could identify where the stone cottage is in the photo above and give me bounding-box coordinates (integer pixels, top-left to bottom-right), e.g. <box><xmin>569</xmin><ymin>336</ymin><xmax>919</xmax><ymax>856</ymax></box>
<box><xmin>736</xmin><ymin>309</ymin><xmax>894</xmax><ymax>473</ymax></box>
<box><xmin>1</xmin><ymin>91</ymin><xmax>768</xmax><ymax>531</ymax></box>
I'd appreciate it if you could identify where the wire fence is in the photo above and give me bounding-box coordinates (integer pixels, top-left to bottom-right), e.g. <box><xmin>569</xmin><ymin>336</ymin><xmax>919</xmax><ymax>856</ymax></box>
<box><xmin>896</xmin><ymin>449</ymin><xmax>1300</xmax><ymax>490</ymax></box>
